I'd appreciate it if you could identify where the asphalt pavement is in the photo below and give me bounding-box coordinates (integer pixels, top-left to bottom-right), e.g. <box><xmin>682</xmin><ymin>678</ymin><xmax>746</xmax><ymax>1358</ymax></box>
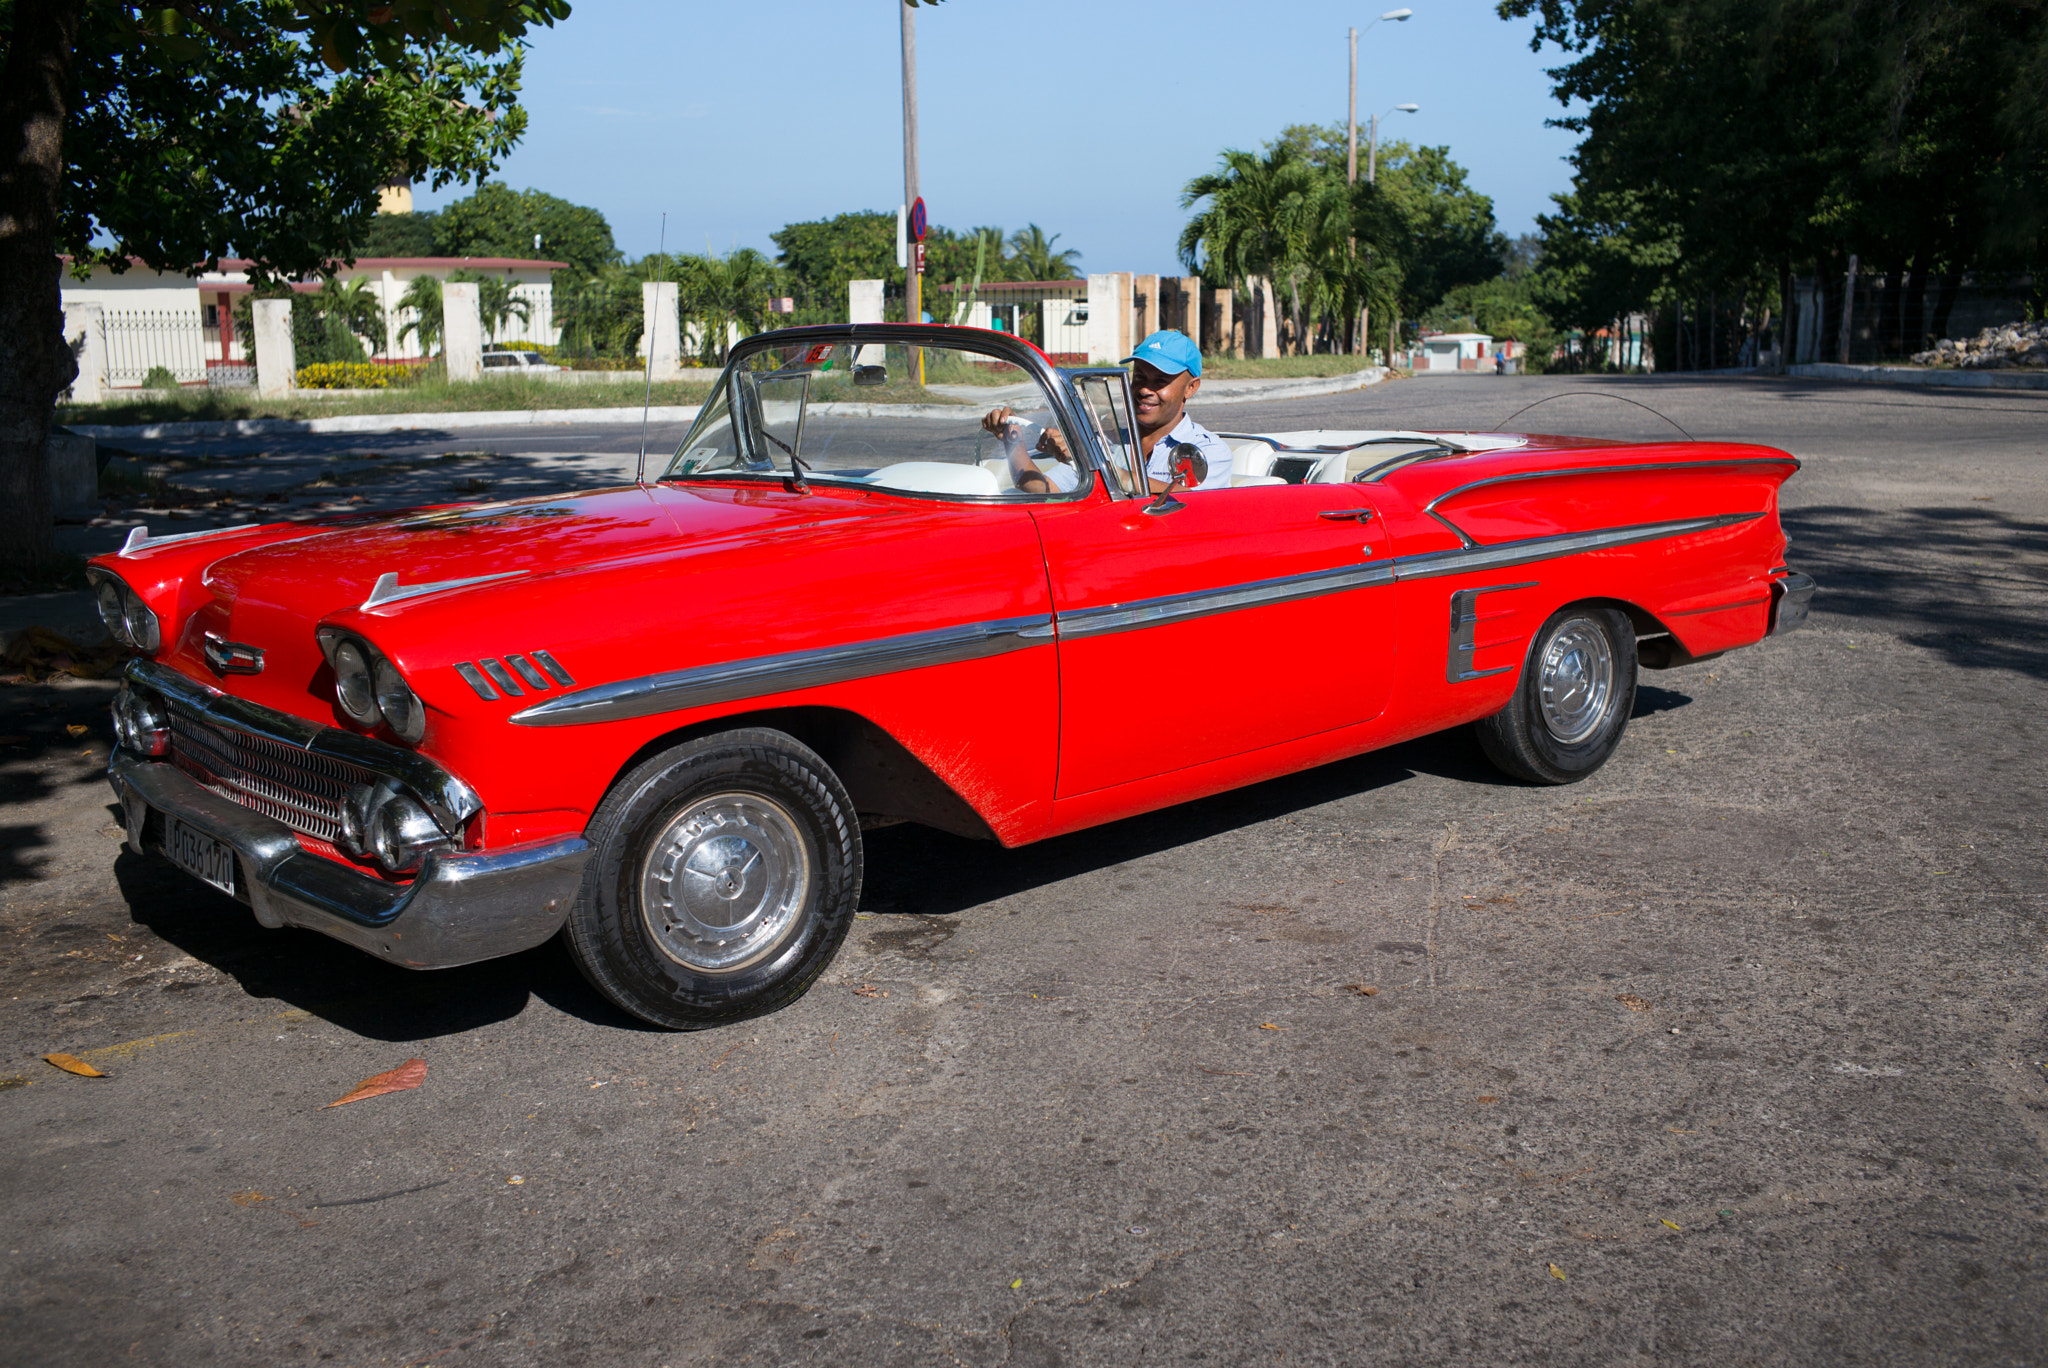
<box><xmin>4</xmin><ymin>370</ymin><xmax>2045</xmax><ymax>1366</ymax></box>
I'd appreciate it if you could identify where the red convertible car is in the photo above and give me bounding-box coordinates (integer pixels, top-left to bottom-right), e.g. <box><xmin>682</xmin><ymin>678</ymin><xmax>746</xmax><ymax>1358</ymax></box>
<box><xmin>91</xmin><ymin>326</ymin><xmax>1813</xmax><ymax>1026</ymax></box>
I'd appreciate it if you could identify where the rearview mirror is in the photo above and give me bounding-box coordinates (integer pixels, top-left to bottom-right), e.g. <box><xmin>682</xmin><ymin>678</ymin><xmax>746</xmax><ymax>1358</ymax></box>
<box><xmin>1143</xmin><ymin>443</ymin><xmax>1209</xmax><ymax>516</ymax></box>
<box><xmin>853</xmin><ymin>365</ymin><xmax>888</xmax><ymax>387</ymax></box>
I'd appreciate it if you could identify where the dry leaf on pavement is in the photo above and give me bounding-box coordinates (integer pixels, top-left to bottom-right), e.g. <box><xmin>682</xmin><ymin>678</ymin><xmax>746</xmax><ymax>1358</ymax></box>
<box><xmin>1616</xmin><ymin>994</ymin><xmax>1652</xmax><ymax>1012</ymax></box>
<box><xmin>1344</xmin><ymin>984</ymin><xmax>1379</xmax><ymax>996</ymax></box>
<box><xmin>323</xmin><ymin>1058</ymin><xmax>427</xmax><ymax>1108</ymax></box>
<box><xmin>44</xmin><ymin>1053</ymin><xmax>106</xmax><ymax>1077</ymax></box>
<box><xmin>1548</xmin><ymin>1263</ymin><xmax>1568</xmax><ymax>1282</ymax></box>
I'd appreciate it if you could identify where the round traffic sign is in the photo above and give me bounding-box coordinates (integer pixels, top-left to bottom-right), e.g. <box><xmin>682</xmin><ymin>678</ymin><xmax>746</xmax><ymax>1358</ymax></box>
<box><xmin>908</xmin><ymin>197</ymin><xmax>928</xmax><ymax>243</ymax></box>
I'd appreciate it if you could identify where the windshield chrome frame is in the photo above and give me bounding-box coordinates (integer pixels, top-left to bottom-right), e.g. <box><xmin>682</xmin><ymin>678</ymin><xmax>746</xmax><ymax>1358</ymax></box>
<box><xmin>662</xmin><ymin>325</ymin><xmax>1120</xmax><ymax>496</ymax></box>
<box><xmin>1061</xmin><ymin>366</ymin><xmax>1148</xmax><ymax>500</ymax></box>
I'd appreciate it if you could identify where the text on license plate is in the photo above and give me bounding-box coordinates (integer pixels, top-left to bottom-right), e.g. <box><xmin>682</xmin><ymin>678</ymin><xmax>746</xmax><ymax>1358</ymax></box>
<box><xmin>166</xmin><ymin>818</ymin><xmax>236</xmax><ymax>896</ymax></box>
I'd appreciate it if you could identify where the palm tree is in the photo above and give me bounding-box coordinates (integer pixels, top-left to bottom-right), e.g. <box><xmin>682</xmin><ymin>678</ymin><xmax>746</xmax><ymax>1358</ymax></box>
<box><xmin>312</xmin><ymin>276</ymin><xmax>387</xmax><ymax>356</ymax></box>
<box><xmin>1007</xmin><ymin>224</ymin><xmax>1080</xmax><ymax>281</ymax></box>
<box><xmin>395</xmin><ymin>274</ymin><xmax>443</xmax><ymax>357</ymax></box>
<box><xmin>676</xmin><ymin>248</ymin><xmax>775</xmax><ymax>364</ymax></box>
<box><xmin>455</xmin><ymin>271</ymin><xmax>531</xmax><ymax>344</ymax></box>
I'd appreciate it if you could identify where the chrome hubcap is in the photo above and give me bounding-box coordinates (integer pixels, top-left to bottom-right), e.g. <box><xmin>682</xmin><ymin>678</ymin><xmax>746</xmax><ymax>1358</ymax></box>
<box><xmin>1537</xmin><ymin>618</ymin><xmax>1615</xmax><ymax>744</ymax></box>
<box><xmin>639</xmin><ymin>793</ymin><xmax>810</xmax><ymax>973</ymax></box>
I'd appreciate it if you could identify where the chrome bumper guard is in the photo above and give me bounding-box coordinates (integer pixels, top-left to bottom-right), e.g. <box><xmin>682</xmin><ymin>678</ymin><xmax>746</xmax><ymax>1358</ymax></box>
<box><xmin>1768</xmin><ymin>567</ymin><xmax>1818</xmax><ymax>635</ymax></box>
<box><xmin>110</xmin><ymin>753</ymin><xmax>589</xmax><ymax>969</ymax></box>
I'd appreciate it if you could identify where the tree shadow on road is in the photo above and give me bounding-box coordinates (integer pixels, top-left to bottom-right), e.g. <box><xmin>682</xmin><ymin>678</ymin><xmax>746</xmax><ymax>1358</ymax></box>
<box><xmin>1783</xmin><ymin>503</ymin><xmax>2048</xmax><ymax>678</ymax></box>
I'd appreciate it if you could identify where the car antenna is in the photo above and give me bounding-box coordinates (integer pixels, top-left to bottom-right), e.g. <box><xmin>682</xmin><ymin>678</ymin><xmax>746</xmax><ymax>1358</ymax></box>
<box><xmin>635</xmin><ymin>213</ymin><xmax>667</xmax><ymax>486</ymax></box>
<box><xmin>1493</xmin><ymin>392</ymin><xmax>1694</xmax><ymax>441</ymax></box>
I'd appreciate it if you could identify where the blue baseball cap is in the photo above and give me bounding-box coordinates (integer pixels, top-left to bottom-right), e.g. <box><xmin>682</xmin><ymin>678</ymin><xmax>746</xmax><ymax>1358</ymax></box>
<box><xmin>1124</xmin><ymin>329</ymin><xmax>1202</xmax><ymax>379</ymax></box>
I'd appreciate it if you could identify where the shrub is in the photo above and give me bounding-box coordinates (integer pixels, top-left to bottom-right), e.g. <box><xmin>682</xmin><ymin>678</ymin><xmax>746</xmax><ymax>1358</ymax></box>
<box><xmin>142</xmin><ymin>366</ymin><xmax>180</xmax><ymax>391</ymax></box>
<box><xmin>298</xmin><ymin>361</ymin><xmax>399</xmax><ymax>390</ymax></box>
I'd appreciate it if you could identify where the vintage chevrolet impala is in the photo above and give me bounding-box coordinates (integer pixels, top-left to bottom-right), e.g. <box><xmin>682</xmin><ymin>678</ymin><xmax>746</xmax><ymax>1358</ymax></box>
<box><xmin>92</xmin><ymin>325</ymin><xmax>1814</xmax><ymax>1026</ymax></box>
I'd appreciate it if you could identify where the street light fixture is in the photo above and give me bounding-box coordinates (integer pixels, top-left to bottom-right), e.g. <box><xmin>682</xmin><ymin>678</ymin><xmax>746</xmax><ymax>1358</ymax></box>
<box><xmin>1348</xmin><ymin>9</ymin><xmax>1412</xmax><ymax>186</ymax></box>
<box><xmin>1368</xmin><ymin>103</ymin><xmax>1420</xmax><ymax>185</ymax></box>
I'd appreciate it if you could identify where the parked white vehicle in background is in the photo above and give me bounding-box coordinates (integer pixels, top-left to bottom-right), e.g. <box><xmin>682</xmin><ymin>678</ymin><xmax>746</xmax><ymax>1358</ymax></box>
<box><xmin>480</xmin><ymin>349</ymin><xmax>561</xmax><ymax>373</ymax></box>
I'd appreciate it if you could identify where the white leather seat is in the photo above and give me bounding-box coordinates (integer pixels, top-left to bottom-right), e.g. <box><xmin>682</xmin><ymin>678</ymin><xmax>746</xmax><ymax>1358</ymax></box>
<box><xmin>867</xmin><ymin>461</ymin><xmax>1002</xmax><ymax>496</ymax></box>
<box><xmin>1231</xmin><ymin>473</ymin><xmax>1287</xmax><ymax>488</ymax></box>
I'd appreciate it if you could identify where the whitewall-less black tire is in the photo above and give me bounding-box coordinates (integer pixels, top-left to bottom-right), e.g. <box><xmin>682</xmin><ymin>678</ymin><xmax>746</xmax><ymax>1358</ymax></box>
<box><xmin>1475</xmin><ymin>606</ymin><xmax>1637</xmax><ymax>785</ymax></box>
<box><xmin>566</xmin><ymin>728</ymin><xmax>862</xmax><ymax>1028</ymax></box>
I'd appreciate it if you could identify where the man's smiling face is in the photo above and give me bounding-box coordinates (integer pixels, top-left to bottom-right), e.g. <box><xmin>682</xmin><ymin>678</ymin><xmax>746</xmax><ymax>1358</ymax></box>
<box><xmin>1130</xmin><ymin>359</ymin><xmax>1200</xmax><ymax>435</ymax></box>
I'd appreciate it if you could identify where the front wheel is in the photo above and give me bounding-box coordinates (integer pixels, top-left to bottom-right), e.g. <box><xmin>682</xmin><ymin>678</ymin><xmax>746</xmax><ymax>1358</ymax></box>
<box><xmin>566</xmin><ymin>728</ymin><xmax>863</xmax><ymax>1028</ymax></box>
<box><xmin>1474</xmin><ymin>606</ymin><xmax>1637</xmax><ymax>784</ymax></box>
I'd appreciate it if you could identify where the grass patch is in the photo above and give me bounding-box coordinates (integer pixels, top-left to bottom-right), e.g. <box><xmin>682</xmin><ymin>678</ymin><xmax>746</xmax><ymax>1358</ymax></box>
<box><xmin>1199</xmin><ymin>356</ymin><xmax>1381</xmax><ymax>380</ymax></box>
<box><xmin>59</xmin><ymin>374</ymin><xmax>717</xmax><ymax>427</ymax></box>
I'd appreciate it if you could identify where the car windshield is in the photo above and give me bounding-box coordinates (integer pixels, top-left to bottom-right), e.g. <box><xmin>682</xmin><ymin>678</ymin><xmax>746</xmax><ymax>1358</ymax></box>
<box><xmin>663</xmin><ymin>338</ymin><xmax>1094</xmax><ymax>500</ymax></box>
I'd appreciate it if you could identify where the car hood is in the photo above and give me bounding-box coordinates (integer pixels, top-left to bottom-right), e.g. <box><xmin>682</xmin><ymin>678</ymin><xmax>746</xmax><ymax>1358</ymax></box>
<box><xmin>163</xmin><ymin>483</ymin><xmax>862</xmax><ymax>715</ymax></box>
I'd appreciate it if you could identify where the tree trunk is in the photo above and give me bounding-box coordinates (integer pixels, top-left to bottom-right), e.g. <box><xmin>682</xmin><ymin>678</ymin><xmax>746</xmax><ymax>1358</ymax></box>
<box><xmin>1930</xmin><ymin>271</ymin><xmax>1961</xmax><ymax>346</ymax></box>
<box><xmin>0</xmin><ymin>0</ymin><xmax>82</xmax><ymax>570</ymax></box>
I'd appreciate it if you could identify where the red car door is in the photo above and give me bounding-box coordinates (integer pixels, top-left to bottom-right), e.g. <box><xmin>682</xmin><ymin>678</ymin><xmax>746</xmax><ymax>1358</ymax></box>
<box><xmin>1032</xmin><ymin>481</ymin><xmax>1395</xmax><ymax>799</ymax></box>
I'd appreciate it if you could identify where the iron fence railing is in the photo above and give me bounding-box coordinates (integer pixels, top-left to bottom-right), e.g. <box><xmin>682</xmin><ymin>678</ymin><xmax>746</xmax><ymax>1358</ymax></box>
<box><xmin>102</xmin><ymin>309</ymin><xmax>230</xmax><ymax>386</ymax></box>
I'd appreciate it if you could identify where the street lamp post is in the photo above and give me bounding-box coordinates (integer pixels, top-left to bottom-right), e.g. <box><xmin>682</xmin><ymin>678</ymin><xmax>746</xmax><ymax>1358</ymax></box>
<box><xmin>1368</xmin><ymin>102</ymin><xmax>1420</xmax><ymax>185</ymax></box>
<box><xmin>1347</xmin><ymin>9</ymin><xmax>1411</xmax><ymax>187</ymax></box>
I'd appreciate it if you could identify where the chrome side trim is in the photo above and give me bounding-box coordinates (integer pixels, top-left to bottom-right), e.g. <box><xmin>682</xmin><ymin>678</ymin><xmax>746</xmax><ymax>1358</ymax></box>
<box><xmin>123</xmin><ymin>658</ymin><xmax>481</xmax><ymax>830</ymax></box>
<box><xmin>1423</xmin><ymin>458</ymin><xmax>1802</xmax><ymax>517</ymax></box>
<box><xmin>1058</xmin><ymin>562</ymin><xmax>1398</xmax><ymax>641</ymax></box>
<box><xmin>362</xmin><ymin>569</ymin><xmax>526</xmax><ymax>610</ymax></box>
<box><xmin>510</xmin><ymin>615</ymin><xmax>1055</xmax><ymax>727</ymax></box>
<box><xmin>1391</xmin><ymin>513</ymin><xmax>1763</xmax><ymax>583</ymax></box>
<box><xmin>1447</xmin><ymin>582</ymin><xmax>1537</xmax><ymax>682</ymax></box>
<box><xmin>504</xmin><ymin>513</ymin><xmax>1766</xmax><ymax>727</ymax></box>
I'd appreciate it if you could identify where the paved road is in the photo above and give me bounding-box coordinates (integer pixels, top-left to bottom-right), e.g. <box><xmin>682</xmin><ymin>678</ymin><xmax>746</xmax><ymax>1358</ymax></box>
<box><xmin>6</xmin><ymin>372</ymin><xmax>2045</xmax><ymax>1366</ymax></box>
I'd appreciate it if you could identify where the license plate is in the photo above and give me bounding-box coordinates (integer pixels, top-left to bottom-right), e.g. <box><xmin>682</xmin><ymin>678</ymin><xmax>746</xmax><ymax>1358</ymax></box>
<box><xmin>166</xmin><ymin>817</ymin><xmax>236</xmax><ymax>896</ymax></box>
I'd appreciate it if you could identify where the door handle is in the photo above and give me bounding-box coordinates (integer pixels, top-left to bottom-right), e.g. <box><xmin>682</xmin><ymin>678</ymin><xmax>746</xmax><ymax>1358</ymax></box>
<box><xmin>1317</xmin><ymin>508</ymin><xmax>1375</xmax><ymax>523</ymax></box>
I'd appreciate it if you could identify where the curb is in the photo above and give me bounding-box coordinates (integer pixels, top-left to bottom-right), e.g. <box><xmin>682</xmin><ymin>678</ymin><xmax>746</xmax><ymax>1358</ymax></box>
<box><xmin>68</xmin><ymin>404</ymin><xmax>710</xmax><ymax>442</ymax></box>
<box><xmin>1787</xmin><ymin>362</ymin><xmax>2048</xmax><ymax>392</ymax></box>
<box><xmin>1198</xmin><ymin>368</ymin><xmax>1386</xmax><ymax>404</ymax></box>
<box><xmin>66</xmin><ymin>369</ymin><xmax>1389</xmax><ymax>441</ymax></box>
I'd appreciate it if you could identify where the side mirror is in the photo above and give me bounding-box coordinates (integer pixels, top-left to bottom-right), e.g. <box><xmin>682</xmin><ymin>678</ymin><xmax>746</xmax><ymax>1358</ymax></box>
<box><xmin>1143</xmin><ymin>443</ymin><xmax>1208</xmax><ymax>516</ymax></box>
<box><xmin>853</xmin><ymin>365</ymin><xmax>888</xmax><ymax>387</ymax></box>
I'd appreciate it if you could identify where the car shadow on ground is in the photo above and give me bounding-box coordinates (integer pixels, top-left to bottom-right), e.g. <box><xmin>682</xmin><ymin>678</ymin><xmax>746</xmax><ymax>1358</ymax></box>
<box><xmin>110</xmin><ymin>848</ymin><xmax>655</xmax><ymax>1041</ymax></box>
<box><xmin>1783</xmin><ymin>503</ymin><xmax>2048</xmax><ymax>679</ymax></box>
<box><xmin>861</xmin><ymin>726</ymin><xmax>1508</xmax><ymax>920</ymax></box>
<box><xmin>102</xmin><ymin>725</ymin><xmax>1518</xmax><ymax>1037</ymax></box>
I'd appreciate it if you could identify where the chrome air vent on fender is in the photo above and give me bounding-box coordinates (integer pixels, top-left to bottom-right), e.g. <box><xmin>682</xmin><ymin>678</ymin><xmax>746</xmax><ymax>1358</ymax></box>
<box><xmin>455</xmin><ymin>651</ymin><xmax>575</xmax><ymax>700</ymax></box>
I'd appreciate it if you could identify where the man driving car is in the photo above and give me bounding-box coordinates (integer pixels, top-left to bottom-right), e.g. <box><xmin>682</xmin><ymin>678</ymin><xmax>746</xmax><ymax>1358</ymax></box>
<box><xmin>982</xmin><ymin>329</ymin><xmax>1234</xmax><ymax>495</ymax></box>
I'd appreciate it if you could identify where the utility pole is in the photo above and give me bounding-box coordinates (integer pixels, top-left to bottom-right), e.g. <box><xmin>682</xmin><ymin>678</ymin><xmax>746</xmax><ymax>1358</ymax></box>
<box><xmin>1347</xmin><ymin>29</ymin><xmax>1358</xmax><ymax>186</ymax></box>
<box><xmin>900</xmin><ymin>1</ymin><xmax>921</xmax><ymax>333</ymax></box>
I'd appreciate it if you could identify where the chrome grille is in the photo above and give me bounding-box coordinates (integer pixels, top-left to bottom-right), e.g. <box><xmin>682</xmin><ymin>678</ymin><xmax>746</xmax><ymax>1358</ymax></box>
<box><xmin>168</xmin><ymin>705</ymin><xmax>375</xmax><ymax>842</ymax></box>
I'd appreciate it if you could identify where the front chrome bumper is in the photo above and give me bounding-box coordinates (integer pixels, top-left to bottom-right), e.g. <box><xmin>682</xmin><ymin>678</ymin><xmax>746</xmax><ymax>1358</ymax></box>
<box><xmin>110</xmin><ymin>752</ymin><xmax>589</xmax><ymax>969</ymax></box>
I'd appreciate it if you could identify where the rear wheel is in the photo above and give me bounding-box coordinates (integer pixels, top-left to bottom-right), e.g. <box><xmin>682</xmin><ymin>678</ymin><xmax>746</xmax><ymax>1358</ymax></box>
<box><xmin>1475</xmin><ymin>606</ymin><xmax>1637</xmax><ymax>785</ymax></box>
<box><xmin>567</xmin><ymin>728</ymin><xmax>862</xmax><ymax>1028</ymax></box>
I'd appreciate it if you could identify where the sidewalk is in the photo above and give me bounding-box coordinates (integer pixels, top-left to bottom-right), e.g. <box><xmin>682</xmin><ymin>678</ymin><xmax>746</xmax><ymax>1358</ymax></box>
<box><xmin>1786</xmin><ymin>362</ymin><xmax>2048</xmax><ymax>392</ymax></box>
<box><xmin>67</xmin><ymin>368</ymin><xmax>1387</xmax><ymax>443</ymax></box>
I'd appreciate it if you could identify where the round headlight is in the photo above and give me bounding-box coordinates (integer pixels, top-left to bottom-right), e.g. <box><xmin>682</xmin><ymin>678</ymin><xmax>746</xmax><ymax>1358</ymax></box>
<box><xmin>95</xmin><ymin>579</ymin><xmax>133</xmax><ymax>647</ymax></box>
<box><xmin>122</xmin><ymin>588</ymin><xmax>161</xmax><ymax>653</ymax></box>
<box><xmin>369</xmin><ymin>794</ymin><xmax>445</xmax><ymax>874</ymax></box>
<box><xmin>332</xmin><ymin>640</ymin><xmax>378</xmax><ymax>725</ymax></box>
<box><xmin>373</xmin><ymin>657</ymin><xmax>425</xmax><ymax>743</ymax></box>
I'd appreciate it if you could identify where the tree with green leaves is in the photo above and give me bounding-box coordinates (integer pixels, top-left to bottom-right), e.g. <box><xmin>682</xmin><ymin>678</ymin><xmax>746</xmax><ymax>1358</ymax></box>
<box><xmin>677</xmin><ymin>248</ymin><xmax>776</xmax><ymax>365</ymax></box>
<box><xmin>1006</xmin><ymin>224</ymin><xmax>1080</xmax><ymax>281</ymax></box>
<box><xmin>431</xmin><ymin>181</ymin><xmax>617</xmax><ymax>278</ymax></box>
<box><xmin>450</xmin><ymin>270</ymin><xmax>530</xmax><ymax>344</ymax></box>
<box><xmin>0</xmin><ymin>0</ymin><xmax>568</xmax><ymax>568</ymax></box>
<box><xmin>1499</xmin><ymin>0</ymin><xmax>2047</xmax><ymax>362</ymax></box>
<box><xmin>311</xmin><ymin>275</ymin><xmax>386</xmax><ymax>354</ymax></box>
<box><xmin>770</xmin><ymin>211</ymin><xmax>899</xmax><ymax>319</ymax></box>
<box><xmin>394</xmin><ymin>273</ymin><xmax>443</xmax><ymax>356</ymax></box>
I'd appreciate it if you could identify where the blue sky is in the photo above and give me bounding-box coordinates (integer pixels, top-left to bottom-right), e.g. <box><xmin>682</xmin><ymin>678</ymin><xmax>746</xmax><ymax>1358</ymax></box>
<box><xmin>415</xmin><ymin>0</ymin><xmax>1584</xmax><ymax>273</ymax></box>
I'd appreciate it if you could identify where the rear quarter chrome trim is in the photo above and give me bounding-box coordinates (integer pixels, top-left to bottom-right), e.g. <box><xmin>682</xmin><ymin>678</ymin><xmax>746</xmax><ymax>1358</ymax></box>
<box><xmin>510</xmin><ymin>615</ymin><xmax>1055</xmax><ymax>727</ymax></box>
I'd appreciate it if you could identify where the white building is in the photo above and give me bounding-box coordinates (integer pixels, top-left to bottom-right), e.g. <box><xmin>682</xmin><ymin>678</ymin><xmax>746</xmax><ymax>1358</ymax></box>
<box><xmin>1414</xmin><ymin>332</ymin><xmax>1494</xmax><ymax>371</ymax></box>
<box><xmin>59</xmin><ymin>255</ymin><xmax>566</xmax><ymax>385</ymax></box>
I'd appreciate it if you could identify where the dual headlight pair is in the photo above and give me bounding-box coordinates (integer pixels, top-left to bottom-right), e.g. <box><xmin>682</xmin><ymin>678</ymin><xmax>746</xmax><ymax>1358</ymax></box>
<box><xmin>316</xmin><ymin>629</ymin><xmax>426</xmax><ymax>744</ymax></box>
<box><xmin>88</xmin><ymin>569</ymin><xmax>161</xmax><ymax>652</ymax></box>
